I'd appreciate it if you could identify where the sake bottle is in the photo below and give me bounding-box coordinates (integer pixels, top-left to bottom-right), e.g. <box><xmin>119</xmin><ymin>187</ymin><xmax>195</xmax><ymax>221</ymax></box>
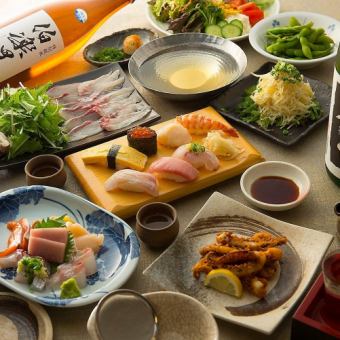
<box><xmin>0</xmin><ymin>0</ymin><xmax>132</xmax><ymax>83</ymax></box>
<box><xmin>325</xmin><ymin>46</ymin><xmax>340</xmax><ymax>186</ymax></box>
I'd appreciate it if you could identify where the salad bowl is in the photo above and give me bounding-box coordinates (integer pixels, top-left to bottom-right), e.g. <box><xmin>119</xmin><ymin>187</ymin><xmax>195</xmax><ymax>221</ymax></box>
<box><xmin>146</xmin><ymin>0</ymin><xmax>280</xmax><ymax>42</ymax></box>
<box><xmin>0</xmin><ymin>186</ymin><xmax>140</xmax><ymax>307</ymax></box>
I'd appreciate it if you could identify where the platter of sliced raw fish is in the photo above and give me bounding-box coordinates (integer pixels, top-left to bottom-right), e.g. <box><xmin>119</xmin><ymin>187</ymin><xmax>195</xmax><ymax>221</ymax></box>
<box><xmin>0</xmin><ymin>63</ymin><xmax>160</xmax><ymax>169</ymax></box>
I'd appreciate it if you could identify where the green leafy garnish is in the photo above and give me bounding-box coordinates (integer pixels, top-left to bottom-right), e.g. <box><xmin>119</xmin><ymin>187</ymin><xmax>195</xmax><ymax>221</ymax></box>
<box><xmin>34</xmin><ymin>215</ymin><xmax>75</xmax><ymax>262</ymax></box>
<box><xmin>0</xmin><ymin>83</ymin><xmax>67</xmax><ymax>160</ymax></box>
<box><xmin>236</xmin><ymin>86</ymin><xmax>322</xmax><ymax>131</ymax></box>
<box><xmin>92</xmin><ymin>47</ymin><xmax>126</xmax><ymax>63</ymax></box>
<box><xmin>189</xmin><ymin>142</ymin><xmax>205</xmax><ymax>153</ymax></box>
<box><xmin>270</xmin><ymin>61</ymin><xmax>302</xmax><ymax>83</ymax></box>
<box><xmin>17</xmin><ymin>256</ymin><xmax>48</xmax><ymax>284</ymax></box>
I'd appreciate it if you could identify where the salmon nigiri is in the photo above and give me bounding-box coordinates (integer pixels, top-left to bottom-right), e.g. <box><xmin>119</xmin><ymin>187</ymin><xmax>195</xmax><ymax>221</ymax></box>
<box><xmin>176</xmin><ymin>114</ymin><xmax>238</xmax><ymax>137</ymax></box>
<box><xmin>148</xmin><ymin>157</ymin><xmax>199</xmax><ymax>182</ymax></box>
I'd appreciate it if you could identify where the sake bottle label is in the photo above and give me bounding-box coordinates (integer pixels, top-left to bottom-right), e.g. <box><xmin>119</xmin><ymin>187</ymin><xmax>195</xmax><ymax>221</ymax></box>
<box><xmin>0</xmin><ymin>10</ymin><xmax>64</xmax><ymax>82</ymax></box>
<box><xmin>325</xmin><ymin>69</ymin><xmax>340</xmax><ymax>178</ymax></box>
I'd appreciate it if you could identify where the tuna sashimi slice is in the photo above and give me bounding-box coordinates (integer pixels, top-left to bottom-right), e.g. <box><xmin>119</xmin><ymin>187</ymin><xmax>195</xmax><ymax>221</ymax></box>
<box><xmin>30</xmin><ymin>227</ymin><xmax>68</xmax><ymax>244</ymax></box>
<box><xmin>147</xmin><ymin>157</ymin><xmax>199</xmax><ymax>182</ymax></box>
<box><xmin>28</xmin><ymin>237</ymin><xmax>66</xmax><ymax>263</ymax></box>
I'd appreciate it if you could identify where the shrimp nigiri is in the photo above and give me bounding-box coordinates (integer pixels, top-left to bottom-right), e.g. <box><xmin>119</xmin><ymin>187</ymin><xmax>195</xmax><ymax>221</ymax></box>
<box><xmin>172</xmin><ymin>143</ymin><xmax>220</xmax><ymax>171</ymax></box>
<box><xmin>176</xmin><ymin>114</ymin><xmax>238</xmax><ymax>137</ymax></box>
<box><xmin>104</xmin><ymin>169</ymin><xmax>159</xmax><ymax>197</ymax></box>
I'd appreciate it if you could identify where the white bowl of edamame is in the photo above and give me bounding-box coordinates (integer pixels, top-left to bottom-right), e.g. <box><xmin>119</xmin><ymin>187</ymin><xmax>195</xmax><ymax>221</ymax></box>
<box><xmin>249</xmin><ymin>11</ymin><xmax>340</xmax><ymax>68</ymax></box>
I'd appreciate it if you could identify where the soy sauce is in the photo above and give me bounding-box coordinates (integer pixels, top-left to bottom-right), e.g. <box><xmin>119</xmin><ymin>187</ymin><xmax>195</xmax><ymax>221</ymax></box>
<box><xmin>142</xmin><ymin>213</ymin><xmax>173</xmax><ymax>230</ymax></box>
<box><xmin>32</xmin><ymin>165</ymin><xmax>59</xmax><ymax>177</ymax></box>
<box><xmin>251</xmin><ymin>176</ymin><xmax>299</xmax><ymax>204</ymax></box>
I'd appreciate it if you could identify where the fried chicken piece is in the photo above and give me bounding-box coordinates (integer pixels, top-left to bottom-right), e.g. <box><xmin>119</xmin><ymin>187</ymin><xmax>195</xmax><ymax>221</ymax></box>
<box><xmin>257</xmin><ymin>261</ymin><xmax>278</xmax><ymax>280</ymax></box>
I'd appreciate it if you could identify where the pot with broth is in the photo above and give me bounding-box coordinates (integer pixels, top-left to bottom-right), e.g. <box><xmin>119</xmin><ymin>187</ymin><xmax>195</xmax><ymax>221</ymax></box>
<box><xmin>139</xmin><ymin>50</ymin><xmax>238</xmax><ymax>95</ymax></box>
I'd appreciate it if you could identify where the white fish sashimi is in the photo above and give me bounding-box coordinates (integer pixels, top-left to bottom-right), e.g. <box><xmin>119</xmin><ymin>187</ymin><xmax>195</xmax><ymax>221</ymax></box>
<box><xmin>158</xmin><ymin>123</ymin><xmax>192</xmax><ymax>148</ymax></box>
<box><xmin>74</xmin><ymin>248</ymin><xmax>97</xmax><ymax>276</ymax></box>
<box><xmin>172</xmin><ymin>144</ymin><xmax>220</xmax><ymax>171</ymax></box>
<box><xmin>0</xmin><ymin>250</ymin><xmax>25</xmax><ymax>269</ymax></box>
<box><xmin>104</xmin><ymin>169</ymin><xmax>159</xmax><ymax>196</ymax></box>
<box><xmin>68</xmin><ymin>120</ymin><xmax>102</xmax><ymax>142</ymax></box>
<box><xmin>63</xmin><ymin>110</ymin><xmax>100</xmax><ymax>132</ymax></box>
<box><xmin>49</xmin><ymin>261</ymin><xmax>87</xmax><ymax>289</ymax></box>
<box><xmin>100</xmin><ymin>107</ymin><xmax>151</xmax><ymax>132</ymax></box>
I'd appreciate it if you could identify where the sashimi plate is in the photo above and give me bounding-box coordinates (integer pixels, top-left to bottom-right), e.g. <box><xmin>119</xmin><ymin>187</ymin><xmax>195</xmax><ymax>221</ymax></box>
<box><xmin>144</xmin><ymin>192</ymin><xmax>333</xmax><ymax>334</ymax></box>
<box><xmin>0</xmin><ymin>63</ymin><xmax>160</xmax><ymax>170</ymax></box>
<box><xmin>0</xmin><ymin>186</ymin><xmax>140</xmax><ymax>308</ymax></box>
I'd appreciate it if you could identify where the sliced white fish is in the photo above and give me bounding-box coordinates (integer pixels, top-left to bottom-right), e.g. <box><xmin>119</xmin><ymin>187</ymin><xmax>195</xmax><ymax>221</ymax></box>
<box><xmin>68</xmin><ymin>120</ymin><xmax>102</xmax><ymax>142</ymax></box>
<box><xmin>63</xmin><ymin>110</ymin><xmax>100</xmax><ymax>133</ymax></box>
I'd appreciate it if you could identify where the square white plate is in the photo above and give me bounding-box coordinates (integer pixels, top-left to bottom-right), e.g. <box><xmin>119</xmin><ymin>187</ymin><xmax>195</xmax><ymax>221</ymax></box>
<box><xmin>144</xmin><ymin>192</ymin><xmax>333</xmax><ymax>334</ymax></box>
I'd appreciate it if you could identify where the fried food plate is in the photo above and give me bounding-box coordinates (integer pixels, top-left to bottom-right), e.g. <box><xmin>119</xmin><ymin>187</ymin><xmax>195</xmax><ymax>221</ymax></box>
<box><xmin>143</xmin><ymin>192</ymin><xmax>333</xmax><ymax>334</ymax></box>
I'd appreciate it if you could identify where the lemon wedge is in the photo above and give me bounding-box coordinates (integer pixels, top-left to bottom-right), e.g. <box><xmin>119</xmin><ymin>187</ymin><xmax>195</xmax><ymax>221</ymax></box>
<box><xmin>204</xmin><ymin>269</ymin><xmax>243</xmax><ymax>298</ymax></box>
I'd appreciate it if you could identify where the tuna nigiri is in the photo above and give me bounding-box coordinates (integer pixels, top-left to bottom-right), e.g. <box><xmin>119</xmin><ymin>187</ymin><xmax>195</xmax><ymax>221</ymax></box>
<box><xmin>157</xmin><ymin>122</ymin><xmax>192</xmax><ymax>148</ymax></box>
<box><xmin>172</xmin><ymin>143</ymin><xmax>220</xmax><ymax>171</ymax></box>
<box><xmin>176</xmin><ymin>114</ymin><xmax>238</xmax><ymax>137</ymax></box>
<box><xmin>148</xmin><ymin>157</ymin><xmax>199</xmax><ymax>182</ymax></box>
<box><xmin>104</xmin><ymin>169</ymin><xmax>159</xmax><ymax>197</ymax></box>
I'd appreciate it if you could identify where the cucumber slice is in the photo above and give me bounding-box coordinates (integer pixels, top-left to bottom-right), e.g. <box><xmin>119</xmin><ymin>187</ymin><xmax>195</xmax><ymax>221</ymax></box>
<box><xmin>205</xmin><ymin>24</ymin><xmax>222</xmax><ymax>37</ymax></box>
<box><xmin>229</xmin><ymin>19</ymin><xmax>243</xmax><ymax>32</ymax></box>
<box><xmin>217</xmin><ymin>20</ymin><xmax>228</xmax><ymax>28</ymax></box>
<box><xmin>221</xmin><ymin>24</ymin><xmax>242</xmax><ymax>38</ymax></box>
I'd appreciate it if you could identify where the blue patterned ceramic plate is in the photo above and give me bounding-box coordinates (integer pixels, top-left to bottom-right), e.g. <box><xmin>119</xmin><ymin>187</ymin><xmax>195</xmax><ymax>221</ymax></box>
<box><xmin>0</xmin><ymin>186</ymin><xmax>140</xmax><ymax>308</ymax></box>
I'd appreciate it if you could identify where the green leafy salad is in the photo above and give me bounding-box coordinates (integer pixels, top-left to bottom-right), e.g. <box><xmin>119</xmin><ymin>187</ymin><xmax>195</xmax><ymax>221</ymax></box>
<box><xmin>235</xmin><ymin>62</ymin><xmax>322</xmax><ymax>134</ymax></box>
<box><xmin>0</xmin><ymin>83</ymin><xmax>67</xmax><ymax>160</ymax></box>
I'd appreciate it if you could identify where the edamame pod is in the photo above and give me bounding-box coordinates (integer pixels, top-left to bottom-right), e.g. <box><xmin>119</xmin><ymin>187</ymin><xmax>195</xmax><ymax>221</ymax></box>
<box><xmin>316</xmin><ymin>35</ymin><xmax>334</xmax><ymax>45</ymax></box>
<box><xmin>308</xmin><ymin>42</ymin><xmax>331</xmax><ymax>51</ymax></box>
<box><xmin>309</xmin><ymin>28</ymin><xmax>325</xmax><ymax>43</ymax></box>
<box><xmin>286</xmin><ymin>48</ymin><xmax>305</xmax><ymax>57</ymax></box>
<box><xmin>312</xmin><ymin>48</ymin><xmax>333</xmax><ymax>58</ymax></box>
<box><xmin>300</xmin><ymin>37</ymin><xmax>313</xmax><ymax>59</ymax></box>
<box><xmin>299</xmin><ymin>27</ymin><xmax>311</xmax><ymax>37</ymax></box>
<box><xmin>289</xmin><ymin>16</ymin><xmax>301</xmax><ymax>27</ymax></box>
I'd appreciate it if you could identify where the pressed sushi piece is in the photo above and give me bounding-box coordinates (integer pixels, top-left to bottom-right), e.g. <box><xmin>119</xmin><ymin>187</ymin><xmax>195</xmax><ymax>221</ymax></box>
<box><xmin>203</xmin><ymin>131</ymin><xmax>243</xmax><ymax>159</ymax></box>
<box><xmin>172</xmin><ymin>143</ymin><xmax>220</xmax><ymax>171</ymax></box>
<box><xmin>148</xmin><ymin>157</ymin><xmax>199</xmax><ymax>182</ymax></box>
<box><xmin>74</xmin><ymin>234</ymin><xmax>104</xmax><ymax>254</ymax></box>
<box><xmin>82</xmin><ymin>144</ymin><xmax>147</xmax><ymax>171</ymax></box>
<box><xmin>157</xmin><ymin>123</ymin><xmax>192</xmax><ymax>148</ymax></box>
<box><xmin>74</xmin><ymin>248</ymin><xmax>97</xmax><ymax>276</ymax></box>
<box><xmin>30</xmin><ymin>227</ymin><xmax>68</xmax><ymax>244</ymax></box>
<box><xmin>28</xmin><ymin>237</ymin><xmax>66</xmax><ymax>263</ymax></box>
<box><xmin>105</xmin><ymin>169</ymin><xmax>159</xmax><ymax>196</ymax></box>
<box><xmin>127</xmin><ymin>126</ymin><xmax>157</xmax><ymax>156</ymax></box>
<box><xmin>176</xmin><ymin>114</ymin><xmax>238</xmax><ymax>137</ymax></box>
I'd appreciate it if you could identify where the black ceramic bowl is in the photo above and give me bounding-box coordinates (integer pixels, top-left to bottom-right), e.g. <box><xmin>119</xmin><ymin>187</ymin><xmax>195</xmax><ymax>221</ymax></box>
<box><xmin>83</xmin><ymin>28</ymin><xmax>158</xmax><ymax>67</ymax></box>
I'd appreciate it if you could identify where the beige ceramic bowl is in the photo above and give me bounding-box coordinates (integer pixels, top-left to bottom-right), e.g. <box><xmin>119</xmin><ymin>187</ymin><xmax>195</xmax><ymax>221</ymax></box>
<box><xmin>87</xmin><ymin>290</ymin><xmax>218</xmax><ymax>340</ymax></box>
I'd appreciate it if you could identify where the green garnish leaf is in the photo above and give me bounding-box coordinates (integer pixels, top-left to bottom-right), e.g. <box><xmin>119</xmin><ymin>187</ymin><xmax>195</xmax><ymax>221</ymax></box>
<box><xmin>92</xmin><ymin>47</ymin><xmax>126</xmax><ymax>62</ymax></box>
<box><xmin>270</xmin><ymin>61</ymin><xmax>302</xmax><ymax>83</ymax></box>
<box><xmin>189</xmin><ymin>142</ymin><xmax>205</xmax><ymax>153</ymax></box>
<box><xmin>17</xmin><ymin>256</ymin><xmax>48</xmax><ymax>284</ymax></box>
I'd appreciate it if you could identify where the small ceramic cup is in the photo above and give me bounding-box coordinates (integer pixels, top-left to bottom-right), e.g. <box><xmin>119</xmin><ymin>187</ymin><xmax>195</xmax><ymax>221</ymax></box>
<box><xmin>25</xmin><ymin>154</ymin><xmax>67</xmax><ymax>188</ymax></box>
<box><xmin>136</xmin><ymin>202</ymin><xmax>179</xmax><ymax>248</ymax></box>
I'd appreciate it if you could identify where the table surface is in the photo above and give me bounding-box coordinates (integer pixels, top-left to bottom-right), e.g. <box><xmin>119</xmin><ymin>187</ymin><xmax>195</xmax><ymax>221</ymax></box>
<box><xmin>1</xmin><ymin>0</ymin><xmax>339</xmax><ymax>339</ymax></box>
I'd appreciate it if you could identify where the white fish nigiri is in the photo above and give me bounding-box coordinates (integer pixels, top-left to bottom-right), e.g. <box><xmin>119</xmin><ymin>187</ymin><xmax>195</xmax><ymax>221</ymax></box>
<box><xmin>104</xmin><ymin>169</ymin><xmax>159</xmax><ymax>197</ymax></box>
<box><xmin>172</xmin><ymin>143</ymin><xmax>220</xmax><ymax>171</ymax></box>
<box><xmin>148</xmin><ymin>157</ymin><xmax>199</xmax><ymax>182</ymax></box>
<box><xmin>157</xmin><ymin>123</ymin><xmax>192</xmax><ymax>148</ymax></box>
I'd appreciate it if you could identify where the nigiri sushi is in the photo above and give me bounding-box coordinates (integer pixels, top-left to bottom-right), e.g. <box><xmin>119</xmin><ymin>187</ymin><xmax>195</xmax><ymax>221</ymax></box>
<box><xmin>157</xmin><ymin>122</ymin><xmax>192</xmax><ymax>148</ymax></box>
<box><xmin>148</xmin><ymin>157</ymin><xmax>199</xmax><ymax>182</ymax></box>
<box><xmin>104</xmin><ymin>169</ymin><xmax>159</xmax><ymax>197</ymax></box>
<box><xmin>203</xmin><ymin>131</ymin><xmax>242</xmax><ymax>159</ymax></box>
<box><xmin>172</xmin><ymin>143</ymin><xmax>220</xmax><ymax>171</ymax></box>
<box><xmin>176</xmin><ymin>114</ymin><xmax>238</xmax><ymax>137</ymax></box>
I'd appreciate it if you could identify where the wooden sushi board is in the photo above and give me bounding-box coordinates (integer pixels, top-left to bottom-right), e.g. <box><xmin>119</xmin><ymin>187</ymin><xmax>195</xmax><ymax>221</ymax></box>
<box><xmin>65</xmin><ymin>107</ymin><xmax>264</xmax><ymax>218</ymax></box>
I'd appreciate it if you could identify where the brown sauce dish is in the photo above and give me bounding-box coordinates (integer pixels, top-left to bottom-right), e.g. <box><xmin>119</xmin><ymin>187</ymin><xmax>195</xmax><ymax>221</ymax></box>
<box><xmin>25</xmin><ymin>154</ymin><xmax>67</xmax><ymax>188</ymax></box>
<box><xmin>136</xmin><ymin>202</ymin><xmax>179</xmax><ymax>248</ymax></box>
